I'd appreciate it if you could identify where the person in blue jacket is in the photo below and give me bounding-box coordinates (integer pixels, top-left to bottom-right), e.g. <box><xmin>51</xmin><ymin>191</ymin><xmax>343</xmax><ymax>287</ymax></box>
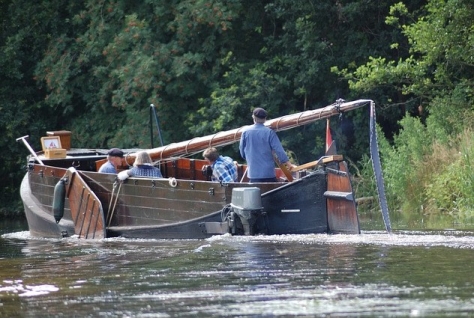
<box><xmin>239</xmin><ymin>107</ymin><xmax>294</xmax><ymax>182</ymax></box>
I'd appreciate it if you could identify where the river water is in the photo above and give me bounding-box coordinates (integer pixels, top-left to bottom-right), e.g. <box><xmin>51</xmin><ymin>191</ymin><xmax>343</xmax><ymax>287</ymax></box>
<box><xmin>1</xmin><ymin>216</ymin><xmax>474</xmax><ymax>318</ymax></box>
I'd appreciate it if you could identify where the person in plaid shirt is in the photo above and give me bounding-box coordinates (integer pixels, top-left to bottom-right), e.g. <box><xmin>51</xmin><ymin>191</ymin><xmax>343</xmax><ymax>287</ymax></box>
<box><xmin>203</xmin><ymin>147</ymin><xmax>238</xmax><ymax>183</ymax></box>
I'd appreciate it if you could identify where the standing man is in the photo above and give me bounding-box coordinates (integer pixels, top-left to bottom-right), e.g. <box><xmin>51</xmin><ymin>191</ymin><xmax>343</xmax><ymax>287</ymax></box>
<box><xmin>202</xmin><ymin>147</ymin><xmax>238</xmax><ymax>183</ymax></box>
<box><xmin>98</xmin><ymin>148</ymin><xmax>124</xmax><ymax>174</ymax></box>
<box><xmin>239</xmin><ymin>108</ymin><xmax>294</xmax><ymax>182</ymax></box>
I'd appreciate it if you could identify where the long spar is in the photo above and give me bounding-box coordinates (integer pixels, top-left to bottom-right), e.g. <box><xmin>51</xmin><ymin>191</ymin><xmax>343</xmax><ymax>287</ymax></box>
<box><xmin>146</xmin><ymin>99</ymin><xmax>372</xmax><ymax>161</ymax></box>
<box><xmin>93</xmin><ymin>99</ymin><xmax>371</xmax><ymax>169</ymax></box>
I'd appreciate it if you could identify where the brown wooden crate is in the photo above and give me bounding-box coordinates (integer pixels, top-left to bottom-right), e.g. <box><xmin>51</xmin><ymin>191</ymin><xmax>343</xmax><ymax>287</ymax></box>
<box><xmin>44</xmin><ymin>148</ymin><xmax>67</xmax><ymax>159</ymax></box>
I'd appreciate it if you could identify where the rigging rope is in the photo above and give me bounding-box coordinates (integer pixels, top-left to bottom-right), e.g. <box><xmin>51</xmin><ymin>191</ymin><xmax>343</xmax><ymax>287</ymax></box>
<box><xmin>107</xmin><ymin>181</ymin><xmax>122</xmax><ymax>227</ymax></box>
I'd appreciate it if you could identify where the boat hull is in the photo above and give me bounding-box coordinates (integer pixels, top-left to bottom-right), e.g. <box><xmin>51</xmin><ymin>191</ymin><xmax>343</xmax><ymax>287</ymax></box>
<box><xmin>105</xmin><ymin>170</ymin><xmax>328</xmax><ymax>239</ymax></box>
<box><xmin>20</xmin><ymin>158</ymin><xmax>355</xmax><ymax>239</ymax></box>
<box><xmin>20</xmin><ymin>173</ymin><xmax>75</xmax><ymax>238</ymax></box>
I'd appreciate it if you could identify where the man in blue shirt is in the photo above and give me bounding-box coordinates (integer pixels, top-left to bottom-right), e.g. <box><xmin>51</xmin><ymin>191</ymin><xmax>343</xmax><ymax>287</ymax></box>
<box><xmin>98</xmin><ymin>148</ymin><xmax>124</xmax><ymax>174</ymax></box>
<box><xmin>239</xmin><ymin>108</ymin><xmax>294</xmax><ymax>182</ymax></box>
<box><xmin>202</xmin><ymin>147</ymin><xmax>238</xmax><ymax>183</ymax></box>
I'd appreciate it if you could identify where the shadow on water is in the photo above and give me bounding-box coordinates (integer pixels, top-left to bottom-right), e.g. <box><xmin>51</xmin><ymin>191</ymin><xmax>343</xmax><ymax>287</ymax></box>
<box><xmin>1</xmin><ymin>215</ymin><xmax>474</xmax><ymax>317</ymax></box>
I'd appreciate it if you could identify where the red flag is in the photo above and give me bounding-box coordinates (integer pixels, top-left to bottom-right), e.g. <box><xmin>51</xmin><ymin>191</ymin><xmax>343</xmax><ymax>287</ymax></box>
<box><xmin>325</xmin><ymin>118</ymin><xmax>332</xmax><ymax>153</ymax></box>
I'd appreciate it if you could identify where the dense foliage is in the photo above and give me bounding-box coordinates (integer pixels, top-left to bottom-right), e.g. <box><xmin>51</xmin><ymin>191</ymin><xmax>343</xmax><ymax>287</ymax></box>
<box><xmin>341</xmin><ymin>0</ymin><xmax>474</xmax><ymax>222</ymax></box>
<box><xmin>1</xmin><ymin>0</ymin><xmax>473</xmax><ymax>222</ymax></box>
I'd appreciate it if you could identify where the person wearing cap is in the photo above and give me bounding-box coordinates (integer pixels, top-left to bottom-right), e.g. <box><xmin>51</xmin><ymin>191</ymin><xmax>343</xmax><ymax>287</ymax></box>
<box><xmin>239</xmin><ymin>107</ymin><xmax>294</xmax><ymax>182</ymax></box>
<box><xmin>98</xmin><ymin>148</ymin><xmax>124</xmax><ymax>174</ymax></box>
<box><xmin>117</xmin><ymin>151</ymin><xmax>163</xmax><ymax>180</ymax></box>
<box><xmin>202</xmin><ymin>147</ymin><xmax>238</xmax><ymax>183</ymax></box>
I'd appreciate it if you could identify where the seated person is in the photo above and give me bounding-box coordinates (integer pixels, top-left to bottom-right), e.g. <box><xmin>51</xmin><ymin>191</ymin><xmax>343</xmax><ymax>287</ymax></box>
<box><xmin>98</xmin><ymin>148</ymin><xmax>124</xmax><ymax>174</ymax></box>
<box><xmin>202</xmin><ymin>147</ymin><xmax>238</xmax><ymax>183</ymax></box>
<box><xmin>118</xmin><ymin>151</ymin><xmax>162</xmax><ymax>180</ymax></box>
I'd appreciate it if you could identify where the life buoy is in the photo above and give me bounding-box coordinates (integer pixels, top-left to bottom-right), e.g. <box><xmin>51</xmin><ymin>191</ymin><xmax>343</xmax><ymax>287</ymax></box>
<box><xmin>52</xmin><ymin>178</ymin><xmax>66</xmax><ymax>224</ymax></box>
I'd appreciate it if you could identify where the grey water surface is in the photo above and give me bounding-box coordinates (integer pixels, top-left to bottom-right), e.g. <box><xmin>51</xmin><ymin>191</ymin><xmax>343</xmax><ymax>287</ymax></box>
<box><xmin>1</xmin><ymin>217</ymin><xmax>474</xmax><ymax>318</ymax></box>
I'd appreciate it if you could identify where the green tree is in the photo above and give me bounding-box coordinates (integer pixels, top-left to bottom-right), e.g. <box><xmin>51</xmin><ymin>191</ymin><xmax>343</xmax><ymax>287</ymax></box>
<box><xmin>342</xmin><ymin>0</ymin><xmax>474</xmax><ymax>218</ymax></box>
<box><xmin>0</xmin><ymin>0</ymin><xmax>79</xmax><ymax>214</ymax></box>
<box><xmin>35</xmin><ymin>0</ymin><xmax>253</xmax><ymax>149</ymax></box>
<box><xmin>194</xmin><ymin>0</ymin><xmax>424</xmax><ymax>163</ymax></box>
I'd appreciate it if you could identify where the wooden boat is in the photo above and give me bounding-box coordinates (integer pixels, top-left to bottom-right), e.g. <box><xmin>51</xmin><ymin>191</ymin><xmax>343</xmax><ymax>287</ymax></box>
<box><xmin>18</xmin><ymin>99</ymin><xmax>386</xmax><ymax>240</ymax></box>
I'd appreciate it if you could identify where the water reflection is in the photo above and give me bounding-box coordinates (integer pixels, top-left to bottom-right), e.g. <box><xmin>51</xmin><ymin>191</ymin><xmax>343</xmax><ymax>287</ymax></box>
<box><xmin>1</xmin><ymin>224</ymin><xmax>474</xmax><ymax>317</ymax></box>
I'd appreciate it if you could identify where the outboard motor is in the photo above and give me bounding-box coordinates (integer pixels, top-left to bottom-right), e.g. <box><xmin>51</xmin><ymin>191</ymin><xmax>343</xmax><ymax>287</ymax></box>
<box><xmin>228</xmin><ymin>187</ymin><xmax>264</xmax><ymax>235</ymax></box>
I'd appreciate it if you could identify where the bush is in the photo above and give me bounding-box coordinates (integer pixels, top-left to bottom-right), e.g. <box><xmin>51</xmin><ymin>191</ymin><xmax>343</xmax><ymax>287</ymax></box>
<box><xmin>358</xmin><ymin>96</ymin><xmax>474</xmax><ymax>224</ymax></box>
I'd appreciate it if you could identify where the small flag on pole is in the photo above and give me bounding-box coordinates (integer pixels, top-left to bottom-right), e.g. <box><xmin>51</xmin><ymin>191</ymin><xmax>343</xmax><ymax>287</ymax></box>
<box><xmin>325</xmin><ymin>118</ymin><xmax>332</xmax><ymax>153</ymax></box>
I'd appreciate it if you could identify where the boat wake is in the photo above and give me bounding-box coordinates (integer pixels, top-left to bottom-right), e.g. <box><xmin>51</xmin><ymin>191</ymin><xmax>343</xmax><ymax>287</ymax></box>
<box><xmin>3</xmin><ymin>230</ymin><xmax>474</xmax><ymax>249</ymax></box>
<box><xmin>0</xmin><ymin>280</ymin><xmax>59</xmax><ymax>297</ymax></box>
<box><xmin>206</xmin><ymin>230</ymin><xmax>474</xmax><ymax>249</ymax></box>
